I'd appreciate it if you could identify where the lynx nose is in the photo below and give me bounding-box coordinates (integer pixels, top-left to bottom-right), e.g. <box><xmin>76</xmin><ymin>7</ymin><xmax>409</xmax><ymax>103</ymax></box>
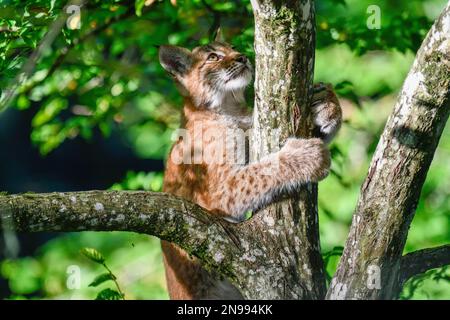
<box><xmin>235</xmin><ymin>54</ymin><xmax>247</xmax><ymax>64</ymax></box>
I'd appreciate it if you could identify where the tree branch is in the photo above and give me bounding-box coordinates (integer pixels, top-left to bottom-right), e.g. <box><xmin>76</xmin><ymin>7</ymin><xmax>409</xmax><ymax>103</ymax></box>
<box><xmin>0</xmin><ymin>191</ymin><xmax>242</xmax><ymax>280</ymax></box>
<box><xmin>327</xmin><ymin>2</ymin><xmax>450</xmax><ymax>300</ymax></box>
<box><xmin>399</xmin><ymin>245</ymin><xmax>450</xmax><ymax>285</ymax></box>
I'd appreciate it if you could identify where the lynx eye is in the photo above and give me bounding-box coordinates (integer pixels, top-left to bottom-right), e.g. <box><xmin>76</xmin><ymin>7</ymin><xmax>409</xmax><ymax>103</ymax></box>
<box><xmin>207</xmin><ymin>53</ymin><xmax>221</xmax><ymax>61</ymax></box>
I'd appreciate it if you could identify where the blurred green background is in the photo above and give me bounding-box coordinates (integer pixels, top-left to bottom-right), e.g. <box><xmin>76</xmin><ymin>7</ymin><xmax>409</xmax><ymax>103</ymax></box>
<box><xmin>0</xmin><ymin>0</ymin><xmax>449</xmax><ymax>299</ymax></box>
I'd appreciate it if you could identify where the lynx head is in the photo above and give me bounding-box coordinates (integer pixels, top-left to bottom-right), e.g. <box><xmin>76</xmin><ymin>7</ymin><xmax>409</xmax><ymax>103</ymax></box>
<box><xmin>158</xmin><ymin>41</ymin><xmax>252</xmax><ymax>110</ymax></box>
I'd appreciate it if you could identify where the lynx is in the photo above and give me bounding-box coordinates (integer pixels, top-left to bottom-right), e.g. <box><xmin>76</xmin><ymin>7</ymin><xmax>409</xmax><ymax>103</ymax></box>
<box><xmin>159</xmin><ymin>40</ymin><xmax>342</xmax><ymax>299</ymax></box>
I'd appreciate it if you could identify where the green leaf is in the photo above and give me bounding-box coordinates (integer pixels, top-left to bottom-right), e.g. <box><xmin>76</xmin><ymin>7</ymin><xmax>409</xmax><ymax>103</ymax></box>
<box><xmin>31</xmin><ymin>123</ymin><xmax>65</xmax><ymax>156</ymax></box>
<box><xmin>109</xmin><ymin>171</ymin><xmax>164</xmax><ymax>192</ymax></box>
<box><xmin>32</xmin><ymin>98</ymin><xmax>68</xmax><ymax>127</ymax></box>
<box><xmin>135</xmin><ymin>0</ymin><xmax>145</xmax><ymax>17</ymax></box>
<box><xmin>80</xmin><ymin>248</ymin><xmax>105</xmax><ymax>264</ymax></box>
<box><xmin>99</xmin><ymin>121</ymin><xmax>112</xmax><ymax>137</ymax></box>
<box><xmin>89</xmin><ymin>273</ymin><xmax>116</xmax><ymax>287</ymax></box>
<box><xmin>49</xmin><ymin>0</ymin><xmax>56</xmax><ymax>13</ymax></box>
<box><xmin>16</xmin><ymin>95</ymin><xmax>30</xmax><ymax>110</ymax></box>
<box><xmin>334</xmin><ymin>80</ymin><xmax>361</xmax><ymax>108</ymax></box>
<box><xmin>95</xmin><ymin>288</ymin><xmax>123</xmax><ymax>300</ymax></box>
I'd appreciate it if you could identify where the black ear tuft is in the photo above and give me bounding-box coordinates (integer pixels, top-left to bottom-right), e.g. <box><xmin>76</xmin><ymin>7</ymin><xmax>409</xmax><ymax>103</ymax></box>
<box><xmin>212</xmin><ymin>27</ymin><xmax>225</xmax><ymax>43</ymax></box>
<box><xmin>158</xmin><ymin>45</ymin><xmax>193</xmax><ymax>77</ymax></box>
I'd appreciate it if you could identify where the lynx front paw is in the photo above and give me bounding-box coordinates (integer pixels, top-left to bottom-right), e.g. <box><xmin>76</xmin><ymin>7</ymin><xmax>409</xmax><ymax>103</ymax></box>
<box><xmin>312</xmin><ymin>83</ymin><xmax>342</xmax><ymax>143</ymax></box>
<box><xmin>281</xmin><ymin>138</ymin><xmax>330</xmax><ymax>182</ymax></box>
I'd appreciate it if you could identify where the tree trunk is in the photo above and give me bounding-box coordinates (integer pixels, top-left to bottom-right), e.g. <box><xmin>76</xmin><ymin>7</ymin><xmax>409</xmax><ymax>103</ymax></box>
<box><xmin>326</xmin><ymin>2</ymin><xmax>450</xmax><ymax>300</ymax></box>
<box><xmin>246</xmin><ymin>0</ymin><xmax>326</xmax><ymax>299</ymax></box>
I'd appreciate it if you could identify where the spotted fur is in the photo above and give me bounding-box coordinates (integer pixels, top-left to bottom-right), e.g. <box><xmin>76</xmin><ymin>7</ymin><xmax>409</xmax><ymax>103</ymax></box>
<box><xmin>159</xmin><ymin>41</ymin><xmax>342</xmax><ymax>299</ymax></box>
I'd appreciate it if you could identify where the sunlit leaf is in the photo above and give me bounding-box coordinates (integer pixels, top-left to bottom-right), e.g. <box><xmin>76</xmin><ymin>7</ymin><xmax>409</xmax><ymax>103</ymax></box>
<box><xmin>80</xmin><ymin>248</ymin><xmax>105</xmax><ymax>264</ymax></box>
<box><xmin>95</xmin><ymin>288</ymin><xmax>124</xmax><ymax>300</ymax></box>
<box><xmin>89</xmin><ymin>273</ymin><xmax>116</xmax><ymax>287</ymax></box>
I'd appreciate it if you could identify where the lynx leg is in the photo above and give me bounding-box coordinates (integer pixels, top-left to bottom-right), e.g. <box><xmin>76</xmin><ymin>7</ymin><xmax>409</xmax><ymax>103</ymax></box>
<box><xmin>213</xmin><ymin>138</ymin><xmax>330</xmax><ymax>222</ymax></box>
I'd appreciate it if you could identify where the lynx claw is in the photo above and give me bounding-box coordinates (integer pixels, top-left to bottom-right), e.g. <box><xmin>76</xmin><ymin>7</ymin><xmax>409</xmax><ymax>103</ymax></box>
<box><xmin>223</xmin><ymin>212</ymin><xmax>247</xmax><ymax>224</ymax></box>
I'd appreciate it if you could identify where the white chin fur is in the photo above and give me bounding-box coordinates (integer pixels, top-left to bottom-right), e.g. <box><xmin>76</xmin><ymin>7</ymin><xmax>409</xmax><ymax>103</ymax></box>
<box><xmin>224</xmin><ymin>70</ymin><xmax>252</xmax><ymax>91</ymax></box>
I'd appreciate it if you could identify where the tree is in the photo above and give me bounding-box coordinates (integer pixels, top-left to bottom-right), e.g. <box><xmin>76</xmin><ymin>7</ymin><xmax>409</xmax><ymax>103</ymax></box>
<box><xmin>1</xmin><ymin>0</ymin><xmax>449</xmax><ymax>299</ymax></box>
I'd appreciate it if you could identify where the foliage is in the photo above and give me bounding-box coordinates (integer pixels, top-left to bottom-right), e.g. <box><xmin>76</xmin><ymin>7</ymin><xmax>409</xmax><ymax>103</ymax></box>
<box><xmin>1</xmin><ymin>233</ymin><xmax>168</xmax><ymax>299</ymax></box>
<box><xmin>400</xmin><ymin>266</ymin><xmax>450</xmax><ymax>300</ymax></box>
<box><xmin>0</xmin><ymin>0</ymin><xmax>449</xmax><ymax>299</ymax></box>
<box><xmin>316</xmin><ymin>0</ymin><xmax>433</xmax><ymax>55</ymax></box>
<box><xmin>110</xmin><ymin>171</ymin><xmax>163</xmax><ymax>192</ymax></box>
<box><xmin>81</xmin><ymin>247</ymin><xmax>125</xmax><ymax>300</ymax></box>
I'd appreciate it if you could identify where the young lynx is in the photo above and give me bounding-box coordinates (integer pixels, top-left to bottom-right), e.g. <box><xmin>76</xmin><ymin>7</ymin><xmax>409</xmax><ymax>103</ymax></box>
<box><xmin>159</xmin><ymin>41</ymin><xmax>342</xmax><ymax>299</ymax></box>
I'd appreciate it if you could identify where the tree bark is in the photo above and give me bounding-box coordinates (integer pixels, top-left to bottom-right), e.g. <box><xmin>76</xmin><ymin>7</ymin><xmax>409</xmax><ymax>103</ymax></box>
<box><xmin>1</xmin><ymin>1</ymin><xmax>450</xmax><ymax>301</ymax></box>
<box><xmin>326</xmin><ymin>2</ymin><xmax>450</xmax><ymax>300</ymax></box>
<box><xmin>247</xmin><ymin>0</ymin><xmax>326</xmax><ymax>299</ymax></box>
<box><xmin>0</xmin><ymin>191</ymin><xmax>245</xmax><ymax>279</ymax></box>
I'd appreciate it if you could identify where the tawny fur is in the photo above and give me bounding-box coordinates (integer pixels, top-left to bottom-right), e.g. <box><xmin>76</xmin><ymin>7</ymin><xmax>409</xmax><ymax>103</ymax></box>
<box><xmin>158</xmin><ymin>41</ymin><xmax>342</xmax><ymax>299</ymax></box>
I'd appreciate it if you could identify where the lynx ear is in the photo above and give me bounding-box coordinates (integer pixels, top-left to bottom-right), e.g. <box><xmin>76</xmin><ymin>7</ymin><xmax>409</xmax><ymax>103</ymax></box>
<box><xmin>213</xmin><ymin>27</ymin><xmax>225</xmax><ymax>42</ymax></box>
<box><xmin>159</xmin><ymin>45</ymin><xmax>193</xmax><ymax>77</ymax></box>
